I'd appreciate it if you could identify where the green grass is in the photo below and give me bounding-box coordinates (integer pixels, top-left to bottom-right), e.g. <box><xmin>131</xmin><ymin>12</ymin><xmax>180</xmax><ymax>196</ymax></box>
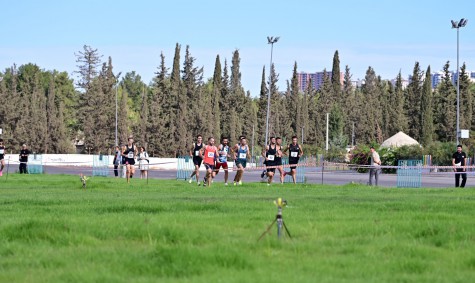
<box><xmin>1</xmin><ymin>174</ymin><xmax>475</xmax><ymax>283</ymax></box>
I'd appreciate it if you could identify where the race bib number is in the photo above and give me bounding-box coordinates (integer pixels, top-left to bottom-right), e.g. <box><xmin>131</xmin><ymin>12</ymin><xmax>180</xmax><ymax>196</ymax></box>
<box><xmin>0</xmin><ymin>149</ymin><xmax>4</xmax><ymax>154</ymax></box>
<box><xmin>455</xmin><ymin>162</ymin><xmax>461</xmax><ymax>167</ymax></box>
<box><xmin>291</xmin><ymin>152</ymin><xmax>298</xmax><ymax>158</ymax></box>
<box><xmin>127</xmin><ymin>152</ymin><xmax>134</xmax><ymax>158</ymax></box>
<box><xmin>239</xmin><ymin>153</ymin><xmax>246</xmax><ymax>159</ymax></box>
<box><xmin>207</xmin><ymin>152</ymin><xmax>215</xmax><ymax>158</ymax></box>
<box><xmin>267</xmin><ymin>155</ymin><xmax>275</xmax><ymax>161</ymax></box>
<box><xmin>195</xmin><ymin>150</ymin><xmax>200</xmax><ymax>157</ymax></box>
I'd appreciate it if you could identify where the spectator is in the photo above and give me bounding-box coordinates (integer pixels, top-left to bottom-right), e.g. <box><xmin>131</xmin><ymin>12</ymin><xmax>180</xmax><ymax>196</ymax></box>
<box><xmin>112</xmin><ymin>146</ymin><xmax>121</xmax><ymax>178</ymax></box>
<box><xmin>137</xmin><ymin>146</ymin><xmax>149</xmax><ymax>179</ymax></box>
<box><xmin>19</xmin><ymin>144</ymin><xmax>30</xmax><ymax>174</ymax></box>
<box><xmin>369</xmin><ymin>147</ymin><xmax>381</xmax><ymax>186</ymax></box>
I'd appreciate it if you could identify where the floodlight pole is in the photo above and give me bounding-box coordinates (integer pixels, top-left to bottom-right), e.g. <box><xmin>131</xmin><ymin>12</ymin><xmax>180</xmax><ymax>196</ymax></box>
<box><xmin>265</xmin><ymin>36</ymin><xmax>279</xmax><ymax>146</ymax></box>
<box><xmin>452</xmin><ymin>18</ymin><xmax>468</xmax><ymax>145</ymax></box>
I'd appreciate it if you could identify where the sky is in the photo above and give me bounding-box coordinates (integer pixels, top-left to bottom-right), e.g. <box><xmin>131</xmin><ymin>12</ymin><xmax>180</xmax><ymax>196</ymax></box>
<box><xmin>1</xmin><ymin>0</ymin><xmax>474</xmax><ymax>96</ymax></box>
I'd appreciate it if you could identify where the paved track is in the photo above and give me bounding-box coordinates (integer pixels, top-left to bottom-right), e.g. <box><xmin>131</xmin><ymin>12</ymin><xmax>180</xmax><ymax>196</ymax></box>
<box><xmin>2</xmin><ymin>165</ymin><xmax>471</xmax><ymax>188</ymax></box>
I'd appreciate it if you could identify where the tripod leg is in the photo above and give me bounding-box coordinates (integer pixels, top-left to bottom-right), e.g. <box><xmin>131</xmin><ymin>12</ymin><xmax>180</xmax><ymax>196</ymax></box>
<box><xmin>282</xmin><ymin>221</ymin><xmax>292</xmax><ymax>238</ymax></box>
<box><xmin>258</xmin><ymin>218</ymin><xmax>277</xmax><ymax>241</ymax></box>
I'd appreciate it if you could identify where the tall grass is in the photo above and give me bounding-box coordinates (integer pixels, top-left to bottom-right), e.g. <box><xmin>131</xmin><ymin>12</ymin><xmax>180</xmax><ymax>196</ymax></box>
<box><xmin>1</xmin><ymin>174</ymin><xmax>474</xmax><ymax>282</ymax></box>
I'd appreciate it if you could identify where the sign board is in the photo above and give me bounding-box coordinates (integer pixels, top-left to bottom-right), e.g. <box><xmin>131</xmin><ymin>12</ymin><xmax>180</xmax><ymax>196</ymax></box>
<box><xmin>461</xmin><ymin>129</ymin><xmax>469</xmax><ymax>139</ymax></box>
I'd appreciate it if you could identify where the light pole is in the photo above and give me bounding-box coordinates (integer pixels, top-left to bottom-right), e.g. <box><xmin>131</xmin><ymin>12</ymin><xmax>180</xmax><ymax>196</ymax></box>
<box><xmin>265</xmin><ymin>36</ymin><xmax>279</xmax><ymax>146</ymax></box>
<box><xmin>451</xmin><ymin>18</ymin><xmax>468</xmax><ymax>145</ymax></box>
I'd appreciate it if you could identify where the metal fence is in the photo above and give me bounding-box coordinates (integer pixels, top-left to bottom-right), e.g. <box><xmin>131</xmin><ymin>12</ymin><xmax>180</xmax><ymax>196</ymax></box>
<box><xmin>92</xmin><ymin>155</ymin><xmax>110</xmax><ymax>177</ymax></box>
<box><xmin>176</xmin><ymin>156</ymin><xmax>195</xmax><ymax>180</ymax></box>
<box><xmin>397</xmin><ymin>159</ymin><xmax>422</xmax><ymax>188</ymax></box>
<box><xmin>28</xmin><ymin>154</ymin><xmax>43</xmax><ymax>174</ymax></box>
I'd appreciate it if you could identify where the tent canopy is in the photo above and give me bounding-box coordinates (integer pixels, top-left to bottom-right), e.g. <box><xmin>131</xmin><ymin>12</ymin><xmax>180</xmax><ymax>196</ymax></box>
<box><xmin>380</xmin><ymin>131</ymin><xmax>420</xmax><ymax>148</ymax></box>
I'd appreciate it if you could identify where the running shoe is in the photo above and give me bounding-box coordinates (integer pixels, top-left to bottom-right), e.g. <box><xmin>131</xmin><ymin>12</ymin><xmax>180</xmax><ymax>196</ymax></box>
<box><xmin>238</xmin><ymin>181</ymin><xmax>242</xmax><ymax>185</ymax></box>
<box><xmin>260</xmin><ymin>170</ymin><xmax>266</xmax><ymax>178</ymax></box>
<box><xmin>224</xmin><ymin>182</ymin><xmax>228</xmax><ymax>186</ymax></box>
<box><xmin>188</xmin><ymin>178</ymin><xmax>192</xmax><ymax>184</ymax></box>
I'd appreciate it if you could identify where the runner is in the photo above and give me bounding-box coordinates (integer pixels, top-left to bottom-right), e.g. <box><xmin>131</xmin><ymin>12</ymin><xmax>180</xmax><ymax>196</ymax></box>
<box><xmin>232</xmin><ymin>136</ymin><xmax>250</xmax><ymax>186</ymax></box>
<box><xmin>0</xmin><ymin>139</ymin><xmax>5</xmax><ymax>176</ymax></box>
<box><xmin>283</xmin><ymin>136</ymin><xmax>304</xmax><ymax>184</ymax></box>
<box><xmin>200</xmin><ymin>137</ymin><xmax>218</xmax><ymax>187</ymax></box>
<box><xmin>122</xmin><ymin>136</ymin><xmax>138</xmax><ymax>183</ymax></box>
<box><xmin>188</xmin><ymin>135</ymin><xmax>203</xmax><ymax>185</ymax></box>
<box><xmin>263</xmin><ymin>137</ymin><xmax>277</xmax><ymax>185</ymax></box>
<box><xmin>275</xmin><ymin>137</ymin><xmax>285</xmax><ymax>184</ymax></box>
<box><xmin>214</xmin><ymin>137</ymin><xmax>231</xmax><ymax>185</ymax></box>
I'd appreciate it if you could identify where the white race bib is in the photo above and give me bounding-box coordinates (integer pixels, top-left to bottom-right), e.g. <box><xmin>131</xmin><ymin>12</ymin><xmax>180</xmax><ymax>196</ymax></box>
<box><xmin>267</xmin><ymin>155</ymin><xmax>275</xmax><ymax>161</ymax></box>
<box><xmin>207</xmin><ymin>152</ymin><xmax>214</xmax><ymax>158</ymax></box>
<box><xmin>0</xmin><ymin>149</ymin><xmax>4</xmax><ymax>154</ymax></box>
<box><xmin>127</xmin><ymin>152</ymin><xmax>134</xmax><ymax>158</ymax></box>
<box><xmin>239</xmin><ymin>153</ymin><xmax>246</xmax><ymax>159</ymax></box>
<box><xmin>195</xmin><ymin>150</ymin><xmax>200</xmax><ymax>157</ymax></box>
<box><xmin>455</xmin><ymin>162</ymin><xmax>461</xmax><ymax>167</ymax></box>
<box><xmin>291</xmin><ymin>152</ymin><xmax>298</xmax><ymax>158</ymax></box>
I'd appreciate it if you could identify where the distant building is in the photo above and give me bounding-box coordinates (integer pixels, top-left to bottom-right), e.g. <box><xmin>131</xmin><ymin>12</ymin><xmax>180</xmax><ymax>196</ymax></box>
<box><xmin>298</xmin><ymin>71</ymin><xmax>344</xmax><ymax>92</ymax></box>
<box><xmin>390</xmin><ymin>78</ymin><xmax>410</xmax><ymax>89</ymax></box>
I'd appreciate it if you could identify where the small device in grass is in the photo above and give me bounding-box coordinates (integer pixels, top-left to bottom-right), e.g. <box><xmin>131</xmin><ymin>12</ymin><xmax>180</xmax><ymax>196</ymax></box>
<box><xmin>80</xmin><ymin>174</ymin><xmax>89</xmax><ymax>189</ymax></box>
<box><xmin>258</xmin><ymin>198</ymin><xmax>291</xmax><ymax>241</ymax></box>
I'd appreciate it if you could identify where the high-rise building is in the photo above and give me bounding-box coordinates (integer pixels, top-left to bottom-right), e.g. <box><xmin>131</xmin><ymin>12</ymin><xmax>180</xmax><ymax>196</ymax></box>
<box><xmin>298</xmin><ymin>71</ymin><xmax>344</xmax><ymax>92</ymax></box>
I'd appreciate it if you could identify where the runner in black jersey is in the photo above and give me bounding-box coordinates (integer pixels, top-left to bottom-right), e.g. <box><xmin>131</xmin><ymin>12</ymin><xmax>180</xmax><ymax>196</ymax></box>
<box><xmin>275</xmin><ymin>137</ymin><xmax>285</xmax><ymax>184</ymax></box>
<box><xmin>0</xmin><ymin>139</ymin><xmax>5</xmax><ymax>175</ymax></box>
<box><xmin>283</xmin><ymin>136</ymin><xmax>304</xmax><ymax>184</ymax></box>
<box><xmin>188</xmin><ymin>135</ymin><xmax>203</xmax><ymax>185</ymax></box>
<box><xmin>122</xmin><ymin>136</ymin><xmax>137</xmax><ymax>183</ymax></box>
<box><xmin>262</xmin><ymin>137</ymin><xmax>277</xmax><ymax>185</ymax></box>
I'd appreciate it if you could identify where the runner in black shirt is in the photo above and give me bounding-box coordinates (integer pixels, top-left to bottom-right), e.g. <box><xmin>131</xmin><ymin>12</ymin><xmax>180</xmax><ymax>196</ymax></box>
<box><xmin>452</xmin><ymin>144</ymin><xmax>467</xmax><ymax>188</ymax></box>
<box><xmin>19</xmin><ymin>144</ymin><xmax>30</xmax><ymax>174</ymax></box>
<box><xmin>0</xmin><ymin>138</ymin><xmax>5</xmax><ymax>176</ymax></box>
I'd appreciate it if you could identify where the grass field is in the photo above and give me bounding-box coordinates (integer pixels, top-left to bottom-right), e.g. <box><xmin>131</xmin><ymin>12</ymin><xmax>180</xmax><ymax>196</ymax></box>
<box><xmin>1</xmin><ymin>174</ymin><xmax>475</xmax><ymax>283</ymax></box>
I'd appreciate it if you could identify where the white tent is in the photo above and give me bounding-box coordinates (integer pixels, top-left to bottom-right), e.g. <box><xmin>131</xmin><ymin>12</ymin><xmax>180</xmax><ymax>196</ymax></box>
<box><xmin>380</xmin><ymin>131</ymin><xmax>420</xmax><ymax>148</ymax></box>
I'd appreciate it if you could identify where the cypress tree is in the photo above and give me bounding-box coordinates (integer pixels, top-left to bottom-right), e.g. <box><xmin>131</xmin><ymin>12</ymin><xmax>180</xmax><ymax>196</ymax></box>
<box><xmin>289</xmin><ymin>62</ymin><xmax>300</xmax><ymax>136</ymax></box>
<box><xmin>421</xmin><ymin>66</ymin><xmax>434</xmax><ymax>146</ymax></box>
<box><xmin>434</xmin><ymin>61</ymin><xmax>456</xmax><ymax>142</ymax></box>
<box><xmin>331</xmin><ymin>50</ymin><xmax>342</xmax><ymax>101</ymax></box>
<box><xmin>257</xmin><ymin>66</ymin><xmax>267</xmax><ymax>146</ymax></box>
<box><xmin>405</xmin><ymin>62</ymin><xmax>423</xmax><ymax>141</ymax></box>
<box><xmin>459</xmin><ymin>63</ymin><xmax>472</xmax><ymax>132</ymax></box>
<box><xmin>212</xmin><ymin>55</ymin><xmax>222</xmax><ymax>139</ymax></box>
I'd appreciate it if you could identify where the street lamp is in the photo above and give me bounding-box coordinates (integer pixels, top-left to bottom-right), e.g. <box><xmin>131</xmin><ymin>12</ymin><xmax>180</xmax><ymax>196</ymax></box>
<box><xmin>265</xmin><ymin>36</ymin><xmax>279</xmax><ymax>146</ymax></box>
<box><xmin>451</xmin><ymin>18</ymin><xmax>468</xmax><ymax>145</ymax></box>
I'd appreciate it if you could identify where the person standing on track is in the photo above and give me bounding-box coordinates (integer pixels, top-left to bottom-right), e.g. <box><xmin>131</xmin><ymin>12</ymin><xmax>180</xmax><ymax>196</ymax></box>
<box><xmin>232</xmin><ymin>136</ymin><xmax>250</xmax><ymax>186</ymax></box>
<box><xmin>188</xmin><ymin>135</ymin><xmax>204</xmax><ymax>185</ymax></box>
<box><xmin>200</xmin><ymin>137</ymin><xmax>218</xmax><ymax>187</ymax></box>
<box><xmin>122</xmin><ymin>136</ymin><xmax>138</xmax><ymax>183</ymax></box>
<box><xmin>368</xmin><ymin>146</ymin><xmax>381</xmax><ymax>186</ymax></box>
<box><xmin>283</xmin><ymin>136</ymin><xmax>304</xmax><ymax>184</ymax></box>
<box><xmin>19</xmin><ymin>144</ymin><xmax>30</xmax><ymax>174</ymax></box>
<box><xmin>214</xmin><ymin>137</ymin><xmax>231</xmax><ymax>185</ymax></box>
<box><xmin>452</xmin><ymin>144</ymin><xmax>467</xmax><ymax>188</ymax></box>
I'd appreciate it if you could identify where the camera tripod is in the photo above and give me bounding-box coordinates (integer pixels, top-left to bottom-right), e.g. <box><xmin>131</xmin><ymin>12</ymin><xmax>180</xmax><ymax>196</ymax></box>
<box><xmin>258</xmin><ymin>207</ymin><xmax>292</xmax><ymax>241</ymax></box>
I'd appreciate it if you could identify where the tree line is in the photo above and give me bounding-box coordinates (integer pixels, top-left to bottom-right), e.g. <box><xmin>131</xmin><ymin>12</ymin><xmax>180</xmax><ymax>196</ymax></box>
<box><xmin>0</xmin><ymin>45</ymin><xmax>474</xmax><ymax>156</ymax></box>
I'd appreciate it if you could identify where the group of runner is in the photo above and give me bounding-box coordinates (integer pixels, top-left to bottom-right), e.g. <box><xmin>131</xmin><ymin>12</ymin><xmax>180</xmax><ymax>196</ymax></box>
<box><xmin>188</xmin><ymin>135</ymin><xmax>303</xmax><ymax>186</ymax></box>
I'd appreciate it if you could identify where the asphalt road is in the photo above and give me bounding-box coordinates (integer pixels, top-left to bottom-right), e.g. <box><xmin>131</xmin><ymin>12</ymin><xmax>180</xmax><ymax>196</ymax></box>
<box><xmin>1</xmin><ymin>165</ymin><xmax>470</xmax><ymax>188</ymax></box>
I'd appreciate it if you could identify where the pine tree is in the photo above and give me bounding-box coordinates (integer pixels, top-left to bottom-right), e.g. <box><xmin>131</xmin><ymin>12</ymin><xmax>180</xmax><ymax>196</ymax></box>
<box><xmin>360</xmin><ymin>67</ymin><xmax>379</xmax><ymax>143</ymax></box>
<box><xmin>421</xmin><ymin>66</ymin><xmax>434</xmax><ymax>146</ymax></box>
